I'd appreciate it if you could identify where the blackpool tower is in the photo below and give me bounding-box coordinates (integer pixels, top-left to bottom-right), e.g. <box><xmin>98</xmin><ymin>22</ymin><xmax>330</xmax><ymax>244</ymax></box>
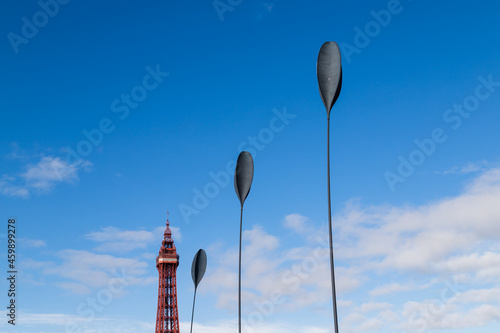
<box><xmin>155</xmin><ymin>215</ymin><xmax>180</xmax><ymax>333</ymax></box>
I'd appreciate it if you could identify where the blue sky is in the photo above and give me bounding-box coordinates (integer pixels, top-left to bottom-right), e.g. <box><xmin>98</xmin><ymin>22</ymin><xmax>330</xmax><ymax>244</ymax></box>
<box><xmin>1</xmin><ymin>0</ymin><xmax>500</xmax><ymax>332</ymax></box>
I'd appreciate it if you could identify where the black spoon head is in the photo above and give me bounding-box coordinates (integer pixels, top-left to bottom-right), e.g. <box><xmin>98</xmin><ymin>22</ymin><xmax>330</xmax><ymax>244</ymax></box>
<box><xmin>317</xmin><ymin>41</ymin><xmax>342</xmax><ymax>115</ymax></box>
<box><xmin>234</xmin><ymin>151</ymin><xmax>254</xmax><ymax>207</ymax></box>
<box><xmin>191</xmin><ymin>249</ymin><xmax>207</xmax><ymax>288</ymax></box>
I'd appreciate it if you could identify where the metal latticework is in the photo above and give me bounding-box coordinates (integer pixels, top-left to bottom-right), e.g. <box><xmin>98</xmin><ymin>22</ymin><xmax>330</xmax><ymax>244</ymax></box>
<box><xmin>155</xmin><ymin>217</ymin><xmax>180</xmax><ymax>333</ymax></box>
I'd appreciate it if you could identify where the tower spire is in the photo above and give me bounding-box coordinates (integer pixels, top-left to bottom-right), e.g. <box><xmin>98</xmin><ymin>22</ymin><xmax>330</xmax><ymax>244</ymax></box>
<box><xmin>164</xmin><ymin>212</ymin><xmax>172</xmax><ymax>240</ymax></box>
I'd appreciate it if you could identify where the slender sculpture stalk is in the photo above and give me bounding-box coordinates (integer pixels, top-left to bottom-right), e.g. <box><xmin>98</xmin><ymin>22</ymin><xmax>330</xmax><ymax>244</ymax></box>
<box><xmin>327</xmin><ymin>115</ymin><xmax>339</xmax><ymax>333</ymax></box>
<box><xmin>190</xmin><ymin>289</ymin><xmax>197</xmax><ymax>333</ymax></box>
<box><xmin>238</xmin><ymin>206</ymin><xmax>243</xmax><ymax>333</ymax></box>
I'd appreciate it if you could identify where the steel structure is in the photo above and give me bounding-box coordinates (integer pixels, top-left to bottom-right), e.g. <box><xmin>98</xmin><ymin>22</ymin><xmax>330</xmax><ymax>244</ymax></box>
<box><xmin>155</xmin><ymin>215</ymin><xmax>180</xmax><ymax>333</ymax></box>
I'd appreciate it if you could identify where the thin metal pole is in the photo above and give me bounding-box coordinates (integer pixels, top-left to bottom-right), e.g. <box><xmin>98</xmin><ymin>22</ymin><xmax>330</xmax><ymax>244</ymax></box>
<box><xmin>327</xmin><ymin>115</ymin><xmax>339</xmax><ymax>333</ymax></box>
<box><xmin>238</xmin><ymin>206</ymin><xmax>243</xmax><ymax>333</ymax></box>
<box><xmin>190</xmin><ymin>288</ymin><xmax>197</xmax><ymax>333</ymax></box>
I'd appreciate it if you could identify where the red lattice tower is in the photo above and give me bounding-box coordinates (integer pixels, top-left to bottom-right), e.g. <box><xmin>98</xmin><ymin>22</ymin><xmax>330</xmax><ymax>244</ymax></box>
<box><xmin>155</xmin><ymin>214</ymin><xmax>180</xmax><ymax>333</ymax></box>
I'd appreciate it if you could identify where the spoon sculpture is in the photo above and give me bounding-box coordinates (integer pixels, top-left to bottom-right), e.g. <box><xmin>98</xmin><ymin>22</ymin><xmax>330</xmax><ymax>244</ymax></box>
<box><xmin>190</xmin><ymin>249</ymin><xmax>207</xmax><ymax>333</ymax></box>
<box><xmin>317</xmin><ymin>41</ymin><xmax>342</xmax><ymax>333</ymax></box>
<box><xmin>234</xmin><ymin>151</ymin><xmax>254</xmax><ymax>333</ymax></box>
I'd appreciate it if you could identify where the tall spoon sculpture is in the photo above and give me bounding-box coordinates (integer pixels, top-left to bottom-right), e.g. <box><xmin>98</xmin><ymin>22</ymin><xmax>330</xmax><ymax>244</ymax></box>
<box><xmin>190</xmin><ymin>249</ymin><xmax>207</xmax><ymax>333</ymax></box>
<box><xmin>234</xmin><ymin>151</ymin><xmax>254</xmax><ymax>333</ymax></box>
<box><xmin>317</xmin><ymin>41</ymin><xmax>342</xmax><ymax>333</ymax></box>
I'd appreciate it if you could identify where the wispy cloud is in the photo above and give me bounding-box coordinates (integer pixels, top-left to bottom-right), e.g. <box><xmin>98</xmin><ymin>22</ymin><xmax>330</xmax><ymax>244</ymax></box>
<box><xmin>0</xmin><ymin>310</ymin><xmax>155</xmax><ymax>332</ymax></box>
<box><xmin>0</xmin><ymin>153</ymin><xmax>92</xmax><ymax>198</ymax></box>
<box><xmin>370</xmin><ymin>282</ymin><xmax>417</xmax><ymax>296</ymax></box>
<box><xmin>5</xmin><ymin>142</ymin><xmax>30</xmax><ymax>161</ymax></box>
<box><xmin>19</xmin><ymin>237</ymin><xmax>47</xmax><ymax>248</ymax></box>
<box><xmin>283</xmin><ymin>213</ymin><xmax>308</xmax><ymax>233</ymax></box>
<box><xmin>182</xmin><ymin>320</ymin><xmax>327</xmax><ymax>333</ymax></box>
<box><xmin>398</xmin><ymin>301</ymin><xmax>500</xmax><ymax>331</ymax></box>
<box><xmin>0</xmin><ymin>175</ymin><xmax>29</xmax><ymax>197</ymax></box>
<box><xmin>22</xmin><ymin>156</ymin><xmax>92</xmax><ymax>191</ymax></box>
<box><xmin>357</xmin><ymin>302</ymin><xmax>393</xmax><ymax>313</ymax></box>
<box><xmin>21</xmin><ymin>250</ymin><xmax>155</xmax><ymax>294</ymax></box>
<box><xmin>435</xmin><ymin>161</ymin><xmax>488</xmax><ymax>175</ymax></box>
<box><xmin>85</xmin><ymin>225</ymin><xmax>181</xmax><ymax>253</ymax></box>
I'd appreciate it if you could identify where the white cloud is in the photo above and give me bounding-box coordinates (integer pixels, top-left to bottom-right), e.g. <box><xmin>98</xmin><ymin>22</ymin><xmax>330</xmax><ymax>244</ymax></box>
<box><xmin>399</xmin><ymin>301</ymin><xmax>500</xmax><ymax>331</ymax></box>
<box><xmin>56</xmin><ymin>281</ymin><xmax>92</xmax><ymax>294</ymax></box>
<box><xmin>16</xmin><ymin>312</ymin><xmax>91</xmax><ymax>326</ymax></box>
<box><xmin>335</xmin><ymin>167</ymin><xmax>500</xmax><ymax>277</ymax></box>
<box><xmin>453</xmin><ymin>288</ymin><xmax>500</xmax><ymax>304</ymax></box>
<box><xmin>358</xmin><ymin>302</ymin><xmax>393</xmax><ymax>313</ymax></box>
<box><xmin>369</xmin><ymin>282</ymin><xmax>415</xmax><ymax>296</ymax></box>
<box><xmin>19</xmin><ymin>237</ymin><xmax>47</xmax><ymax>248</ymax></box>
<box><xmin>22</xmin><ymin>156</ymin><xmax>92</xmax><ymax>191</ymax></box>
<box><xmin>22</xmin><ymin>250</ymin><xmax>155</xmax><ymax>294</ymax></box>
<box><xmin>283</xmin><ymin>213</ymin><xmax>308</xmax><ymax>233</ymax></box>
<box><xmin>85</xmin><ymin>225</ymin><xmax>181</xmax><ymax>253</ymax></box>
<box><xmin>0</xmin><ymin>175</ymin><xmax>29</xmax><ymax>197</ymax></box>
<box><xmin>341</xmin><ymin>310</ymin><xmax>401</xmax><ymax>333</ymax></box>
<box><xmin>0</xmin><ymin>154</ymin><xmax>92</xmax><ymax>197</ymax></box>
<box><xmin>182</xmin><ymin>320</ymin><xmax>328</xmax><ymax>333</ymax></box>
<box><xmin>243</xmin><ymin>225</ymin><xmax>279</xmax><ymax>256</ymax></box>
<box><xmin>435</xmin><ymin>161</ymin><xmax>488</xmax><ymax>175</ymax></box>
<box><xmin>85</xmin><ymin>227</ymin><xmax>156</xmax><ymax>252</ymax></box>
<box><xmin>0</xmin><ymin>310</ymin><xmax>154</xmax><ymax>332</ymax></box>
<box><xmin>443</xmin><ymin>251</ymin><xmax>500</xmax><ymax>276</ymax></box>
<box><xmin>86</xmin><ymin>227</ymin><xmax>154</xmax><ymax>243</ymax></box>
<box><xmin>355</xmin><ymin>318</ymin><xmax>384</xmax><ymax>332</ymax></box>
<box><xmin>6</xmin><ymin>142</ymin><xmax>29</xmax><ymax>161</ymax></box>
